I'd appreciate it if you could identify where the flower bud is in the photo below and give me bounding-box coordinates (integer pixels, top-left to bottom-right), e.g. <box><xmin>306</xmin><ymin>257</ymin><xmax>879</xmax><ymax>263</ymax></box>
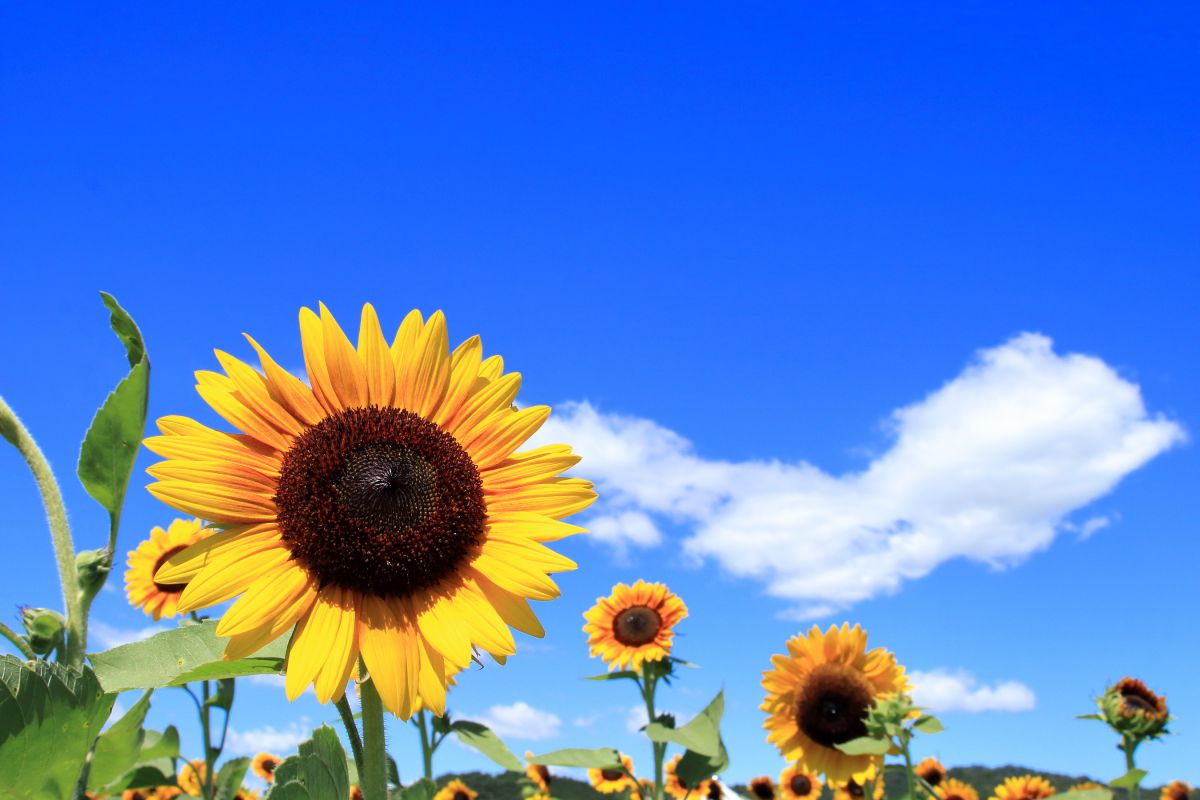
<box><xmin>19</xmin><ymin>606</ymin><xmax>65</xmax><ymax>656</ymax></box>
<box><xmin>1098</xmin><ymin>677</ymin><xmax>1170</xmax><ymax>741</ymax></box>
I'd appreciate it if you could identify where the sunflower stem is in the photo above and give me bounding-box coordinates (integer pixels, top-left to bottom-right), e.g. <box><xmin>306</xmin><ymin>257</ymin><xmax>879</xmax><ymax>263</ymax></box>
<box><xmin>901</xmin><ymin>731</ymin><xmax>918</xmax><ymax>800</ymax></box>
<box><xmin>360</xmin><ymin>664</ymin><xmax>389</xmax><ymax>800</ymax></box>
<box><xmin>639</xmin><ymin>666</ymin><xmax>666</xmax><ymax>800</ymax></box>
<box><xmin>417</xmin><ymin>708</ymin><xmax>435</xmax><ymax>781</ymax></box>
<box><xmin>337</xmin><ymin>694</ymin><xmax>366</xmax><ymax>784</ymax></box>
<box><xmin>0</xmin><ymin>620</ymin><xmax>36</xmax><ymax>660</ymax></box>
<box><xmin>0</xmin><ymin>397</ymin><xmax>86</xmax><ymax>668</ymax></box>
<box><xmin>1123</xmin><ymin>738</ymin><xmax>1140</xmax><ymax>800</ymax></box>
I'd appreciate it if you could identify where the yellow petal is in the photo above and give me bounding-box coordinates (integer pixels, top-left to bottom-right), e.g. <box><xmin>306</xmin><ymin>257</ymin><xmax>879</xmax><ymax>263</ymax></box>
<box><xmin>216</xmin><ymin>564</ymin><xmax>315</xmax><ymax>636</ymax></box>
<box><xmin>223</xmin><ymin>580</ymin><xmax>317</xmax><ymax>660</ymax></box>
<box><xmin>415</xmin><ymin>635</ymin><xmax>449</xmax><ymax>716</ymax></box>
<box><xmin>413</xmin><ymin>589</ymin><xmax>473</xmax><ymax>670</ymax></box>
<box><xmin>359</xmin><ymin>595</ymin><xmax>419</xmax><ymax>719</ymax></box>
<box><xmin>431</xmin><ymin>336</ymin><xmax>482</xmax><ymax>428</ymax></box>
<box><xmin>446</xmin><ymin>372</ymin><xmax>521</xmax><ymax>441</ymax></box>
<box><xmin>462</xmin><ymin>406</ymin><xmax>551</xmax><ymax>470</ymax></box>
<box><xmin>486</xmin><ymin>512</ymin><xmax>587</xmax><ymax>543</ymax></box>
<box><xmin>299</xmin><ymin>306</ymin><xmax>341</xmax><ymax>415</ymax></box>
<box><xmin>319</xmin><ymin>302</ymin><xmax>369</xmax><ymax>409</ymax></box>
<box><xmin>147</xmin><ymin>481</ymin><xmax>277</xmax><ymax>524</ymax></box>
<box><xmin>313</xmin><ymin>588</ymin><xmax>359</xmax><ymax>703</ymax></box>
<box><xmin>244</xmin><ymin>334</ymin><xmax>327</xmax><ymax>427</ymax></box>
<box><xmin>285</xmin><ymin>586</ymin><xmax>344</xmax><ymax>701</ymax></box>
<box><xmin>155</xmin><ymin>524</ymin><xmax>275</xmax><ymax>584</ymax></box>
<box><xmin>485</xmin><ymin>478</ymin><xmax>597</xmax><ymax>519</ymax></box>
<box><xmin>389</xmin><ymin>309</ymin><xmax>425</xmax><ymax>404</ymax></box>
<box><xmin>357</xmin><ymin>303</ymin><xmax>396</xmax><ymax>407</ymax></box>
<box><xmin>196</xmin><ymin>383</ymin><xmax>293</xmax><ymax>452</ymax></box>
<box><xmin>177</xmin><ymin>544</ymin><xmax>291</xmax><ymax>613</ymax></box>
<box><xmin>468</xmin><ymin>556</ymin><xmax>560</xmax><ymax>602</ymax></box>
<box><xmin>480</xmin><ymin>445</ymin><xmax>580</xmax><ymax>491</ymax></box>
<box><xmin>214</xmin><ymin>350</ymin><xmax>306</xmax><ymax>437</ymax></box>
<box><xmin>475</xmin><ymin>575</ymin><xmax>545</xmax><ymax>638</ymax></box>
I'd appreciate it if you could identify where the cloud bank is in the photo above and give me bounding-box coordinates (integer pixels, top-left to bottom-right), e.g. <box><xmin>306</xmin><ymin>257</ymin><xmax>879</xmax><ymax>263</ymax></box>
<box><xmin>910</xmin><ymin>669</ymin><xmax>1036</xmax><ymax>713</ymax></box>
<box><xmin>469</xmin><ymin>701</ymin><xmax>562</xmax><ymax>741</ymax></box>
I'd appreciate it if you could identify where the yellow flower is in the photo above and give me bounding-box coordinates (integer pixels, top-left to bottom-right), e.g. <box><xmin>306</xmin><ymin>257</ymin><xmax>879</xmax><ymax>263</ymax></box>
<box><xmin>155</xmin><ymin>789</ymin><xmax>183</xmax><ymax>800</ymax></box>
<box><xmin>590</xmin><ymin>754</ymin><xmax>636</xmax><ymax>794</ymax></box>
<box><xmin>778</xmin><ymin>766</ymin><xmax>820</xmax><ymax>800</ymax></box>
<box><xmin>350</xmin><ymin>788</ymin><xmax>364</xmax><ymax>800</ymax></box>
<box><xmin>583</xmin><ymin>581</ymin><xmax>687</xmax><ymax>671</ymax></box>
<box><xmin>251</xmin><ymin>752</ymin><xmax>281</xmax><ymax>783</ymax></box>
<box><xmin>144</xmin><ymin>304</ymin><xmax>594</xmax><ymax>717</ymax></box>
<box><xmin>526</xmin><ymin>751</ymin><xmax>552</xmax><ymax>794</ymax></box>
<box><xmin>761</xmin><ymin>624</ymin><xmax>908</xmax><ymax>785</ymax></box>
<box><xmin>917</xmin><ymin>757</ymin><xmax>947</xmax><ymax>788</ymax></box>
<box><xmin>830</xmin><ymin>776</ymin><xmax>884</xmax><ymax>800</ymax></box>
<box><xmin>122</xmin><ymin>790</ymin><xmax>154</xmax><ymax>800</ymax></box>
<box><xmin>748</xmin><ymin>777</ymin><xmax>777</xmax><ymax>800</ymax></box>
<box><xmin>434</xmin><ymin>779</ymin><xmax>478</xmax><ymax>800</ymax></box>
<box><xmin>178</xmin><ymin>759</ymin><xmax>206</xmax><ymax>795</ymax></box>
<box><xmin>124</xmin><ymin>518</ymin><xmax>210</xmax><ymax>621</ymax></box>
<box><xmin>989</xmin><ymin>776</ymin><xmax>1056</xmax><ymax>800</ymax></box>
<box><xmin>665</xmin><ymin>754</ymin><xmax>712</xmax><ymax>799</ymax></box>
<box><xmin>938</xmin><ymin>779</ymin><xmax>980</xmax><ymax>800</ymax></box>
<box><xmin>1160</xmin><ymin>782</ymin><xmax>1192</xmax><ymax>800</ymax></box>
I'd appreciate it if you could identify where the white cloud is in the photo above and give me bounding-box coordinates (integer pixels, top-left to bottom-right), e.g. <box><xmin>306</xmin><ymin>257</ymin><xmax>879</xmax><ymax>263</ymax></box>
<box><xmin>225</xmin><ymin>722</ymin><xmax>311</xmax><ymax>755</ymax></box>
<box><xmin>91</xmin><ymin>621</ymin><xmax>170</xmax><ymax>649</ymax></box>
<box><xmin>910</xmin><ymin>669</ymin><xmax>1036</xmax><ymax>713</ymax></box>
<box><xmin>468</xmin><ymin>701</ymin><xmax>561</xmax><ymax>741</ymax></box>
<box><xmin>535</xmin><ymin>333</ymin><xmax>1184</xmax><ymax>615</ymax></box>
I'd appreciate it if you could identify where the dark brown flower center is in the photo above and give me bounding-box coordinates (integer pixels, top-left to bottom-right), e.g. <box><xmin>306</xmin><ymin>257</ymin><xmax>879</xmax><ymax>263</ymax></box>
<box><xmin>1120</xmin><ymin>683</ymin><xmax>1161</xmax><ymax>715</ymax></box>
<box><xmin>602</xmin><ymin>770</ymin><xmax>625</xmax><ymax>782</ymax></box>
<box><xmin>152</xmin><ymin>546</ymin><xmax>190</xmax><ymax>593</ymax></box>
<box><xmin>275</xmin><ymin>407</ymin><xmax>486</xmax><ymax>598</ymax></box>
<box><xmin>612</xmin><ymin>605</ymin><xmax>663</xmax><ymax>646</ymax></box>
<box><xmin>794</xmin><ymin>663</ymin><xmax>873</xmax><ymax>748</ymax></box>
<box><xmin>453</xmin><ymin>792</ymin><xmax>470</xmax><ymax>800</ymax></box>
<box><xmin>262</xmin><ymin>757</ymin><xmax>278</xmax><ymax>775</ymax></box>
<box><xmin>708</xmin><ymin>782</ymin><xmax>723</xmax><ymax>800</ymax></box>
<box><xmin>789</xmin><ymin>775</ymin><xmax>813</xmax><ymax>797</ymax></box>
<box><xmin>750</xmin><ymin>779</ymin><xmax>776</xmax><ymax>800</ymax></box>
<box><xmin>846</xmin><ymin>782</ymin><xmax>865</xmax><ymax>799</ymax></box>
<box><xmin>919</xmin><ymin>768</ymin><xmax>944</xmax><ymax>787</ymax></box>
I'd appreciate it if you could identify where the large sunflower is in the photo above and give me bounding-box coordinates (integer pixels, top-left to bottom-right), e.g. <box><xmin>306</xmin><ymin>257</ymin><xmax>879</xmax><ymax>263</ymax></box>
<box><xmin>434</xmin><ymin>779</ymin><xmax>477</xmax><ymax>800</ymax></box>
<box><xmin>939</xmin><ymin>780</ymin><xmax>980</xmax><ymax>800</ymax></box>
<box><xmin>124</xmin><ymin>518</ymin><xmax>209</xmax><ymax>621</ymax></box>
<box><xmin>778</xmin><ymin>766</ymin><xmax>820</xmax><ymax>800</ymax></box>
<box><xmin>665</xmin><ymin>754</ymin><xmax>712</xmax><ymax>799</ymax></box>
<box><xmin>589</xmin><ymin>754</ymin><xmax>636</xmax><ymax>794</ymax></box>
<box><xmin>144</xmin><ymin>304</ymin><xmax>595</xmax><ymax>716</ymax></box>
<box><xmin>761</xmin><ymin>624</ymin><xmax>908</xmax><ymax>784</ymax></box>
<box><xmin>989</xmin><ymin>776</ymin><xmax>1055</xmax><ymax>800</ymax></box>
<box><xmin>583</xmin><ymin>580</ymin><xmax>687</xmax><ymax>671</ymax></box>
<box><xmin>916</xmin><ymin>757</ymin><xmax>947</xmax><ymax>788</ymax></box>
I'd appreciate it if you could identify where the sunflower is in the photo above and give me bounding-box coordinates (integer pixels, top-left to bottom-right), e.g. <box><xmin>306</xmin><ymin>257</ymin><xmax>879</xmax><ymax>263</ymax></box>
<box><xmin>1068</xmin><ymin>784</ymin><xmax>1103</xmax><ymax>794</ymax></box>
<box><xmin>1098</xmin><ymin>677</ymin><xmax>1170</xmax><ymax>740</ymax></box>
<box><xmin>124</xmin><ymin>518</ymin><xmax>209</xmax><ymax>621</ymax></box>
<box><xmin>178</xmin><ymin>759</ymin><xmax>206</xmax><ymax>796</ymax></box>
<box><xmin>583</xmin><ymin>581</ymin><xmax>687</xmax><ymax>671</ymax></box>
<box><xmin>707</xmin><ymin>782</ymin><xmax>726</xmax><ymax>800</ymax></box>
<box><xmin>526</xmin><ymin>751</ymin><xmax>552</xmax><ymax>794</ymax></box>
<box><xmin>778</xmin><ymin>766</ymin><xmax>820</xmax><ymax>800</ymax></box>
<box><xmin>144</xmin><ymin>304</ymin><xmax>595</xmax><ymax>716</ymax></box>
<box><xmin>761</xmin><ymin>623</ymin><xmax>908</xmax><ymax>784</ymax></box>
<box><xmin>830</xmin><ymin>776</ymin><xmax>884</xmax><ymax>800</ymax></box>
<box><xmin>434</xmin><ymin>779</ymin><xmax>477</xmax><ymax>800</ymax></box>
<box><xmin>251</xmin><ymin>752</ymin><xmax>281</xmax><ymax>783</ymax></box>
<box><xmin>939</xmin><ymin>780</ymin><xmax>980</xmax><ymax>800</ymax></box>
<box><xmin>632</xmin><ymin>778</ymin><xmax>657</xmax><ymax>800</ymax></box>
<box><xmin>665</xmin><ymin>754</ymin><xmax>712</xmax><ymax>799</ymax></box>
<box><xmin>589</xmin><ymin>754</ymin><xmax>636</xmax><ymax>794</ymax></box>
<box><xmin>349</xmin><ymin>788</ymin><xmax>364</xmax><ymax>800</ymax></box>
<box><xmin>1161</xmin><ymin>782</ymin><xmax>1192</xmax><ymax>800</ymax></box>
<box><xmin>989</xmin><ymin>776</ymin><xmax>1056</xmax><ymax>800</ymax></box>
<box><xmin>917</xmin><ymin>757</ymin><xmax>947</xmax><ymax>787</ymax></box>
<box><xmin>234</xmin><ymin>791</ymin><xmax>260</xmax><ymax>800</ymax></box>
<box><xmin>122</xmin><ymin>790</ymin><xmax>152</xmax><ymax>800</ymax></box>
<box><xmin>748</xmin><ymin>777</ymin><xmax>777</xmax><ymax>800</ymax></box>
<box><xmin>156</xmin><ymin>790</ymin><xmax>183</xmax><ymax>800</ymax></box>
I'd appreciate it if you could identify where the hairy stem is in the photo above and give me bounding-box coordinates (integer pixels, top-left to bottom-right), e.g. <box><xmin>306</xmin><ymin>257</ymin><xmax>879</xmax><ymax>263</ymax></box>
<box><xmin>0</xmin><ymin>620</ymin><xmax>36</xmax><ymax>660</ymax></box>
<box><xmin>360</xmin><ymin>665</ymin><xmax>388</xmax><ymax>800</ymax></box>
<box><xmin>417</xmin><ymin>708</ymin><xmax>434</xmax><ymax>781</ymax></box>
<box><xmin>640</xmin><ymin>667</ymin><xmax>665</xmax><ymax>800</ymax></box>
<box><xmin>337</xmin><ymin>694</ymin><xmax>366</xmax><ymax>783</ymax></box>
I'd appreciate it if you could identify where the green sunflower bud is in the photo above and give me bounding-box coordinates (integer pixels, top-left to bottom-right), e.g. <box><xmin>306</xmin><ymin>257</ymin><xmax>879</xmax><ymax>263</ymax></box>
<box><xmin>1097</xmin><ymin>677</ymin><xmax>1170</xmax><ymax>741</ymax></box>
<box><xmin>75</xmin><ymin>547</ymin><xmax>112</xmax><ymax>596</ymax></box>
<box><xmin>19</xmin><ymin>606</ymin><xmax>65</xmax><ymax>656</ymax></box>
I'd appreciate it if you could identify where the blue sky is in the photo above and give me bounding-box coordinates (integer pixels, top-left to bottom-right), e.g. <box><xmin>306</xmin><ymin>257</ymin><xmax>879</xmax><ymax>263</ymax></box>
<box><xmin>2</xmin><ymin>1</ymin><xmax>1199</xmax><ymax>789</ymax></box>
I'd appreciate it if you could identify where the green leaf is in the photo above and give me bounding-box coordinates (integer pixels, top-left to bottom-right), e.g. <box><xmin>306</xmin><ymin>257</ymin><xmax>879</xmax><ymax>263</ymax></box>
<box><xmin>77</xmin><ymin>293</ymin><xmax>150</xmax><ymax>519</ymax></box>
<box><xmin>834</xmin><ymin>736</ymin><xmax>892</xmax><ymax>756</ymax></box>
<box><xmin>645</xmin><ymin>690</ymin><xmax>724</xmax><ymax>757</ymax></box>
<box><xmin>450</xmin><ymin>720</ymin><xmax>523</xmax><ymax>771</ymax></box>
<box><xmin>1076</xmin><ymin>714</ymin><xmax>1104</xmax><ymax>721</ymax></box>
<box><xmin>205</xmin><ymin>678</ymin><xmax>236</xmax><ymax>712</ymax></box>
<box><xmin>88</xmin><ymin>690</ymin><xmax>153</xmax><ymax>790</ymax></box>
<box><xmin>89</xmin><ymin>621</ymin><xmax>288</xmax><ymax>692</ymax></box>
<box><xmin>0</xmin><ymin>655</ymin><xmax>115</xmax><ymax>800</ymax></box>
<box><xmin>913</xmin><ymin>715</ymin><xmax>944</xmax><ymax>734</ymax></box>
<box><xmin>1060</xmin><ymin>791</ymin><xmax>1114</xmax><ymax>800</ymax></box>
<box><xmin>214</xmin><ymin>757</ymin><xmax>251</xmax><ymax>800</ymax></box>
<box><xmin>1109</xmin><ymin>769</ymin><xmax>1147</xmax><ymax>790</ymax></box>
<box><xmin>675</xmin><ymin>739</ymin><xmax>729</xmax><ymax>788</ymax></box>
<box><xmin>389</xmin><ymin>755</ymin><xmax>401</xmax><ymax>787</ymax></box>
<box><xmin>265</xmin><ymin>726</ymin><xmax>349</xmax><ymax>800</ymax></box>
<box><xmin>529</xmin><ymin>747</ymin><xmax>623</xmax><ymax>769</ymax></box>
<box><xmin>585</xmin><ymin>671</ymin><xmax>641</xmax><ymax>682</ymax></box>
<box><xmin>400</xmin><ymin>778</ymin><xmax>437</xmax><ymax>800</ymax></box>
<box><xmin>95</xmin><ymin>724</ymin><xmax>181</xmax><ymax>793</ymax></box>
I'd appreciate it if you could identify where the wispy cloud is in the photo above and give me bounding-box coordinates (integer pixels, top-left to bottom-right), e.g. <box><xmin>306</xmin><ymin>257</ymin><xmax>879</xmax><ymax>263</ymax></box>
<box><xmin>910</xmin><ymin>669</ymin><xmax>1036</xmax><ymax>713</ymax></box>
<box><xmin>225</xmin><ymin>722</ymin><xmax>312</xmax><ymax>755</ymax></box>
<box><xmin>535</xmin><ymin>333</ymin><xmax>1184</xmax><ymax>616</ymax></box>
<box><xmin>466</xmin><ymin>701</ymin><xmax>561</xmax><ymax>741</ymax></box>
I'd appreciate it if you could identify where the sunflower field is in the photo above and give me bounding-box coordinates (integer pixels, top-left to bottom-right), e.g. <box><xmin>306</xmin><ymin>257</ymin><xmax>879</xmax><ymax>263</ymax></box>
<box><xmin>0</xmin><ymin>298</ymin><xmax>1192</xmax><ymax>800</ymax></box>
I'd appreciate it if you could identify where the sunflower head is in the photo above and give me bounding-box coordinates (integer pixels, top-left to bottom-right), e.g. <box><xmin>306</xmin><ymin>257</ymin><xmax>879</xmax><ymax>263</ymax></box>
<box><xmin>1098</xmin><ymin>678</ymin><xmax>1170</xmax><ymax>740</ymax></box>
<box><xmin>525</xmin><ymin>751</ymin><xmax>552</xmax><ymax>793</ymax></box>
<box><xmin>178</xmin><ymin>759</ymin><xmax>206</xmax><ymax>796</ymax></box>
<box><xmin>761</xmin><ymin>623</ymin><xmax>908</xmax><ymax>785</ymax></box>
<box><xmin>144</xmin><ymin>304</ymin><xmax>594</xmax><ymax>718</ymax></box>
<box><xmin>749</xmin><ymin>777</ymin><xmax>777</xmax><ymax>800</ymax></box>
<box><xmin>665</xmin><ymin>754</ymin><xmax>712</xmax><ymax>800</ymax></box>
<box><xmin>778</xmin><ymin>766</ymin><xmax>821</xmax><ymax>800</ymax></box>
<box><xmin>583</xmin><ymin>580</ymin><xmax>687</xmax><ymax>672</ymax></box>
<box><xmin>831</xmin><ymin>776</ymin><xmax>885</xmax><ymax>800</ymax></box>
<box><xmin>125</xmin><ymin>518</ymin><xmax>209</xmax><ymax>621</ymax></box>
<box><xmin>252</xmin><ymin>752</ymin><xmax>281</xmax><ymax>782</ymax></box>
<box><xmin>1161</xmin><ymin>783</ymin><xmax>1192</xmax><ymax>800</ymax></box>
<box><xmin>917</xmin><ymin>757</ymin><xmax>947</xmax><ymax>787</ymax></box>
<box><xmin>939</xmin><ymin>780</ymin><xmax>980</xmax><ymax>800</ymax></box>
<box><xmin>989</xmin><ymin>776</ymin><xmax>1056</xmax><ymax>800</ymax></box>
<box><xmin>434</xmin><ymin>779</ymin><xmax>478</xmax><ymax>800</ymax></box>
<box><xmin>589</xmin><ymin>754</ymin><xmax>636</xmax><ymax>794</ymax></box>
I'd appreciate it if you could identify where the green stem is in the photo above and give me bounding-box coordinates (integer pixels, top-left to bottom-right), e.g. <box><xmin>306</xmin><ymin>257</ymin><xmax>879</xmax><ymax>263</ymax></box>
<box><xmin>1124</xmin><ymin>738</ymin><xmax>1140</xmax><ymax>800</ymax></box>
<box><xmin>201</xmin><ymin>679</ymin><xmax>215</xmax><ymax>800</ymax></box>
<box><xmin>360</xmin><ymin>664</ymin><xmax>388</xmax><ymax>800</ymax></box>
<box><xmin>0</xmin><ymin>397</ymin><xmax>85</xmax><ymax>668</ymax></box>
<box><xmin>902</xmin><ymin>732</ymin><xmax>918</xmax><ymax>800</ymax></box>
<box><xmin>337</xmin><ymin>694</ymin><xmax>366</xmax><ymax>782</ymax></box>
<box><xmin>0</xmin><ymin>620</ymin><xmax>36</xmax><ymax>660</ymax></box>
<box><xmin>417</xmin><ymin>708</ymin><xmax>434</xmax><ymax>781</ymax></box>
<box><xmin>640</xmin><ymin>667</ymin><xmax>665</xmax><ymax>800</ymax></box>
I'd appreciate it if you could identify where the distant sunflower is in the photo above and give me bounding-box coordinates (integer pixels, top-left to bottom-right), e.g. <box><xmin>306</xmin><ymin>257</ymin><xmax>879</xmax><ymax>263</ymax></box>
<box><xmin>583</xmin><ymin>580</ymin><xmax>687</xmax><ymax>671</ymax></box>
<box><xmin>589</xmin><ymin>754</ymin><xmax>636</xmax><ymax>794</ymax></box>
<box><xmin>938</xmin><ymin>779</ymin><xmax>980</xmax><ymax>800</ymax></box>
<box><xmin>631</xmin><ymin>778</ymin><xmax>657</xmax><ymax>800</ymax></box>
<box><xmin>350</xmin><ymin>787</ymin><xmax>364</xmax><ymax>800</ymax></box>
<box><xmin>778</xmin><ymin>766</ymin><xmax>820</xmax><ymax>800</ymax></box>
<box><xmin>144</xmin><ymin>304</ymin><xmax>594</xmax><ymax>716</ymax></box>
<box><xmin>526</xmin><ymin>752</ymin><xmax>552</xmax><ymax>794</ymax></box>
<box><xmin>989</xmin><ymin>776</ymin><xmax>1056</xmax><ymax>800</ymax></box>
<box><xmin>1069</xmin><ymin>784</ymin><xmax>1103</xmax><ymax>794</ymax></box>
<box><xmin>121</xmin><ymin>790</ymin><xmax>151</xmax><ymax>800</ymax></box>
<box><xmin>707</xmin><ymin>781</ymin><xmax>725</xmax><ymax>800</ymax></box>
<box><xmin>124</xmin><ymin>518</ymin><xmax>209</xmax><ymax>621</ymax></box>
<box><xmin>749</xmin><ymin>777</ymin><xmax>777</xmax><ymax>800</ymax></box>
<box><xmin>434</xmin><ymin>779</ymin><xmax>478</xmax><ymax>800</ymax></box>
<box><xmin>252</xmin><ymin>752</ymin><xmax>281</xmax><ymax>782</ymax></box>
<box><xmin>234</xmin><ymin>791</ymin><xmax>260</xmax><ymax>800</ymax></box>
<box><xmin>761</xmin><ymin>624</ymin><xmax>908</xmax><ymax>784</ymax></box>
<box><xmin>1161</xmin><ymin>782</ymin><xmax>1192</xmax><ymax>800</ymax></box>
<box><xmin>178</xmin><ymin>759</ymin><xmax>207</xmax><ymax>796</ymax></box>
<box><xmin>917</xmin><ymin>758</ymin><xmax>947</xmax><ymax>787</ymax></box>
<box><xmin>156</xmin><ymin>789</ymin><xmax>183</xmax><ymax>800</ymax></box>
<box><xmin>665</xmin><ymin>754</ymin><xmax>712</xmax><ymax>799</ymax></box>
<box><xmin>830</xmin><ymin>777</ymin><xmax>884</xmax><ymax>800</ymax></box>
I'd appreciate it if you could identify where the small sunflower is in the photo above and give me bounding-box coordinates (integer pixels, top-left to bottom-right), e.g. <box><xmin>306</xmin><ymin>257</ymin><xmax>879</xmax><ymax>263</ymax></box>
<box><xmin>125</xmin><ymin>518</ymin><xmax>210</xmax><ymax>621</ymax></box>
<box><xmin>1161</xmin><ymin>782</ymin><xmax>1192</xmax><ymax>800</ymax></box>
<box><xmin>1069</xmin><ymin>784</ymin><xmax>1104</xmax><ymax>794</ymax></box>
<box><xmin>583</xmin><ymin>580</ymin><xmax>687</xmax><ymax>671</ymax></box>
<box><xmin>144</xmin><ymin>304</ymin><xmax>595</xmax><ymax>717</ymax></box>
<box><xmin>917</xmin><ymin>757</ymin><xmax>947</xmax><ymax>788</ymax></box>
<box><xmin>989</xmin><ymin>776</ymin><xmax>1056</xmax><ymax>800</ymax></box>
<box><xmin>178</xmin><ymin>759</ymin><xmax>206</xmax><ymax>796</ymax></box>
<box><xmin>938</xmin><ymin>780</ymin><xmax>980</xmax><ymax>800</ymax></box>
<box><xmin>665</xmin><ymin>754</ymin><xmax>712</xmax><ymax>799</ymax></box>
<box><xmin>526</xmin><ymin>751</ymin><xmax>552</xmax><ymax>794</ymax></box>
<box><xmin>251</xmin><ymin>752</ymin><xmax>281</xmax><ymax>783</ymax></box>
<box><xmin>762</xmin><ymin>623</ymin><xmax>908</xmax><ymax>785</ymax></box>
<box><xmin>434</xmin><ymin>779</ymin><xmax>477</xmax><ymax>800</ymax></box>
<box><xmin>778</xmin><ymin>766</ymin><xmax>820</xmax><ymax>800</ymax></box>
<box><xmin>749</xmin><ymin>777</ymin><xmax>777</xmax><ymax>800</ymax></box>
<box><xmin>831</xmin><ymin>776</ymin><xmax>884</xmax><ymax>800</ymax></box>
<box><xmin>590</xmin><ymin>754</ymin><xmax>636</xmax><ymax>794</ymax></box>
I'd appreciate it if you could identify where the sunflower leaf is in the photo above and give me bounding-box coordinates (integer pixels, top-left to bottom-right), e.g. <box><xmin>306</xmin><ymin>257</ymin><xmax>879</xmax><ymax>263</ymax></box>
<box><xmin>399</xmin><ymin>778</ymin><xmax>437</xmax><ymax>800</ymax></box>
<box><xmin>585</xmin><ymin>671</ymin><xmax>640</xmax><ymax>682</ymax></box>
<box><xmin>87</xmin><ymin>690</ymin><xmax>152</xmax><ymax>791</ymax></box>
<box><xmin>205</xmin><ymin>678</ymin><xmax>236</xmax><ymax>712</ymax></box>
<box><xmin>676</xmin><ymin>738</ymin><xmax>729</xmax><ymax>788</ymax></box>
<box><xmin>89</xmin><ymin>621</ymin><xmax>288</xmax><ymax>692</ymax></box>
<box><xmin>529</xmin><ymin>747</ymin><xmax>623</xmax><ymax>769</ymax></box>
<box><xmin>913</xmin><ymin>715</ymin><xmax>944</xmax><ymax>734</ymax></box>
<box><xmin>266</xmin><ymin>725</ymin><xmax>350</xmax><ymax>800</ymax></box>
<box><xmin>1109</xmin><ymin>769</ymin><xmax>1147</xmax><ymax>790</ymax></box>
<box><xmin>450</xmin><ymin>720</ymin><xmax>523</xmax><ymax>771</ymax></box>
<box><xmin>645</xmin><ymin>690</ymin><xmax>724</xmax><ymax>757</ymax></box>
<box><xmin>95</xmin><ymin>724</ymin><xmax>182</xmax><ymax>793</ymax></box>
<box><xmin>1060</xmin><ymin>791</ymin><xmax>1114</xmax><ymax>800</ymax></box>
<box><xmin>213</xmin><ymin>757</ymin><xmax>251</xmax><ymax>800</ymax></box>
<box><xmin>834</xmin><ymin>736</ymin><xmax>892</xmax><ymax>756</ymax></box>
